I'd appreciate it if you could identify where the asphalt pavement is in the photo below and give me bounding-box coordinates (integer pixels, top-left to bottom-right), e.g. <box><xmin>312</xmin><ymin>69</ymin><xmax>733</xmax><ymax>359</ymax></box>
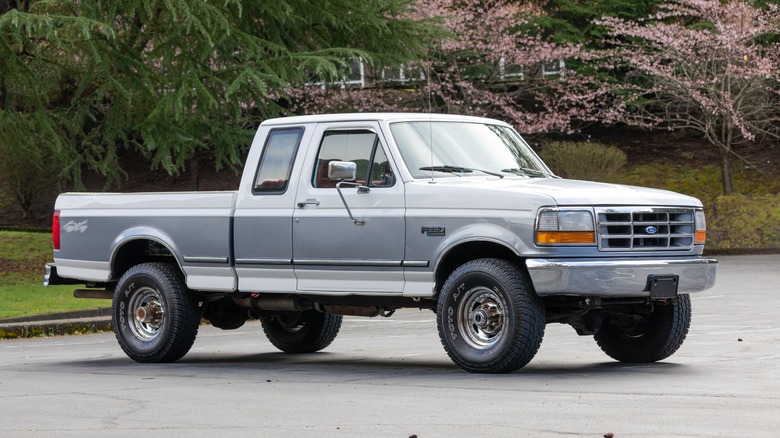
<box><xmin>0</xmin><ymin>255</ymin><xmax>778</xmax><ymax>437</ymax></box>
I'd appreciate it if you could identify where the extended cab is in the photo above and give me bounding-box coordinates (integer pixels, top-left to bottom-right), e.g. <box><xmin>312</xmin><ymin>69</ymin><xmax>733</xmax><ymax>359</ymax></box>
<box><xmin>46</xmin><ymin>113</ymin><xmax>717</xmax><ymax>373</ymax></box>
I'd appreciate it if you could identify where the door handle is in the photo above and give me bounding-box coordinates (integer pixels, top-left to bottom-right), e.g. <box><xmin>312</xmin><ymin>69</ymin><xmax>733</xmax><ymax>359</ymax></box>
<box><xmin>297</xmin><ymin>199</ymin><xmax>320</xmax><ymax>208</ymax></box>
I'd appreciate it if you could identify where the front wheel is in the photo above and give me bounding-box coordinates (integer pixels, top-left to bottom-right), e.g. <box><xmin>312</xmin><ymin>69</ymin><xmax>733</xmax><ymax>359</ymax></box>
<box><xmin>436</xmin><ymin>259</ymin><xmax>546</xmax><ymax>373</ymax></box>
<box><xmin>261</xmin><ymin>310</ymin><xmax>342</xmax><ymax>353</ymax></box>
<box><xmin>113</xmin><ymin>262</ymin><xmax>200</xmax><ymax>363</ymax></box>
<box><xmin>595</xmin><ymin>295</ymin><xmax>692</xmax><ymax>363</ymax></box>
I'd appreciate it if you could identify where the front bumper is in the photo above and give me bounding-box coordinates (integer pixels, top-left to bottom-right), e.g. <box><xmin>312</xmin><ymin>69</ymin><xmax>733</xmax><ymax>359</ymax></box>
<box><xmin>525</xmin><ymin>257</ymin><xmax>717</xmax><ymax>297</ymax></box>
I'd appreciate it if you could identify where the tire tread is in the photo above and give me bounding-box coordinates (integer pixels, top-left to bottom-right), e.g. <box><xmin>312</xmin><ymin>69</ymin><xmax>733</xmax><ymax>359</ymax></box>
<box><xmin>436</xmin><ymin>258</ymin><xmax>545</xmax><ymax>373</ymax></box>
<box><xmin>113</xmin><ymin>262</ymin><xmax>200</xmax><ymax>363</ymax></box>
<box><xmin>595</xmin><ymin>295</ymin><xmax>691</xmax><ymax>363</ymax></box>
<box><xmin>261</xmin><ymin>311</ymin><xmax>342</xmax><ymax>354</ymax></box>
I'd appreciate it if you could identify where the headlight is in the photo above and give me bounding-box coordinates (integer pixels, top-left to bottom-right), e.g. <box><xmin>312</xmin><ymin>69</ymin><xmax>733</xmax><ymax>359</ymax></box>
<box><xmin>536</xmin><ymin>208</ymin><xmax>595</xmax><ymax>245</ymax></box>
<box><xmin>694</xmin><ymin>209</ymin><xmax>706</xmax><ymax>244</ymax></box>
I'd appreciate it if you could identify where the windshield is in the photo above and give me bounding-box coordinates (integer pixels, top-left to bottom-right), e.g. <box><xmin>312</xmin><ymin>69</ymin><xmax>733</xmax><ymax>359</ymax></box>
<box><xmin>389</xmin><ymin>121</ymin><xmax>552</xmax><ymax>179</ymax></box>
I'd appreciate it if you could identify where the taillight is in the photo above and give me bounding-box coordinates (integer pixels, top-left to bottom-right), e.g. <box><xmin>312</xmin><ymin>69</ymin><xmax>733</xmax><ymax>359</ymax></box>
<box><xmin>52</xmin><ymin>210</ymin><xmax>61</xmax><ymax>250</ymax></box>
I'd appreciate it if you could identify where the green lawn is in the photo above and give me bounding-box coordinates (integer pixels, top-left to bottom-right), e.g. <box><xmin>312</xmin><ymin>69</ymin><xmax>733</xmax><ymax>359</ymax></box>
<box><xmin>0</xmin><ymin>231</ymin><xmax>108</xmax><ymax>319</ymax></box>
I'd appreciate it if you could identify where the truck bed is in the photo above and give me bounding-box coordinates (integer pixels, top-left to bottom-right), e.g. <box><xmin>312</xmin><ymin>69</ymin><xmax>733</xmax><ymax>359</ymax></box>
<box><xmin>54</xmin><ymin>191</ymin><xmax>238</xmax><ymax>291</ymax></box>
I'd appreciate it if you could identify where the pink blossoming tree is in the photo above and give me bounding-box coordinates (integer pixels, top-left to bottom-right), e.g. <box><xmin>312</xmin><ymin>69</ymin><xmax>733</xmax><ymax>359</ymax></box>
<box><xmin>286</xmin><ymin>0</ymin><xmax>614</xmax><ymax>136</ymax></box>
<box><xmin>596</xmin><ymin>0</ymin><xmax>780</xmax><ymax>194</ymax></box>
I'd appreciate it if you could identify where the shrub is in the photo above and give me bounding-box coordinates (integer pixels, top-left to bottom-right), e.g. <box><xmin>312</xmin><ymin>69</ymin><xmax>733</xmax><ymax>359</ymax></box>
<box><xmin>539</xmin><ymin>141</ymin><xmax>627</xmax><ymax>182</ymax></box>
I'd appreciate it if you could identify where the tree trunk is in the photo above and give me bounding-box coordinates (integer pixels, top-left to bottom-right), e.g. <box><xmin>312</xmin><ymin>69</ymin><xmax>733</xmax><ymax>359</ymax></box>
<box><xmin>718</xmin><ymin>145</ymin><xmax>733</xmax><ymax>195</ymax></box>
<box><xmin>190</xmin><ymin>154</ymin><xmax>201</xmax><ymax>191</ymax></box>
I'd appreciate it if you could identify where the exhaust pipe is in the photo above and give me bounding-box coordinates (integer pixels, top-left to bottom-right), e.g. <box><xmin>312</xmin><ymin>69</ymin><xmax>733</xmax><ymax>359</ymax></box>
<box><xmin>233</xmin><ymin>295</ymin><xmax>314</xmax><ymax>312</ymax></box>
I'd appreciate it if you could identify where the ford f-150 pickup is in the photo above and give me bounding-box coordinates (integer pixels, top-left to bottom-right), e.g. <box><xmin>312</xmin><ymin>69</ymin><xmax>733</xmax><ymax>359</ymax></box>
<box><xmin>45</xmin><ymin>113</ymin><xmax>717</xmax><ymax>373</ymax></box>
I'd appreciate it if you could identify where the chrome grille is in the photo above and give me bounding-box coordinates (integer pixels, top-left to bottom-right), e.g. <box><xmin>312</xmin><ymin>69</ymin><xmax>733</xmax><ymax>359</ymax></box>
<box><xmin>596</xmin><ymin>207</ymin><xmax>695</xmax><ymax>251</ymax></box>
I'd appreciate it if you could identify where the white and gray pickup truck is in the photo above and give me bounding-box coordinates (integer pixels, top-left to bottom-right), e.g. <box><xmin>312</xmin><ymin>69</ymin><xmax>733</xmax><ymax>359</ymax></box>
<box><xmin>45</xmin><ymin>113</ymin><xmax>717</xmax><ymax>373</ymax></box>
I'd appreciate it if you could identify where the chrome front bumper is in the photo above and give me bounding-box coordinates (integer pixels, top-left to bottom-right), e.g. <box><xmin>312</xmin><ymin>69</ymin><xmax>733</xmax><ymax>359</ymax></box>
<box><xmin>525</xmin><ymin>257</ymin><xmax>717</xmax><ymax>297</ymax></box>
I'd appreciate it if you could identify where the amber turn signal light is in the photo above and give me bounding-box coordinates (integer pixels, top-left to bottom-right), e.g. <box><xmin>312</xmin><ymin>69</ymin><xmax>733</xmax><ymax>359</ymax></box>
<box><xmin>536</xmin><ymin>231</ymin><xmax>595</xmax><ymax>245</ymax></box>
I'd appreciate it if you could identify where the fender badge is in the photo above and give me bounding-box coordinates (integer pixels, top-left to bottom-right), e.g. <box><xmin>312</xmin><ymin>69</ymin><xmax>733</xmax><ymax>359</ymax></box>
<box><xmin>421</xmin><ymin>226</ymin><xmax>445</xmax><ymax>237</ymax></box>
<box><xmin>64</xmin><ymin>220</ymin><xmax>88</xmax><ymax>233</ymax></box>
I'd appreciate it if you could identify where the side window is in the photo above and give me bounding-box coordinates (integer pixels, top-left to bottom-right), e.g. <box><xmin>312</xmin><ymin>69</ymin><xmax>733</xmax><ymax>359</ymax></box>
<box><xmin>253</xmin><ymin>127</ymin><xmax>304</xmax><ymax>194</ymax></box>
<box><xmin>369</xmin><ymin>144</ymin><xmax>395</xmax><ymax>187</ymax></box>
<box><xmin>312</xmin><ymin>130</ymin><xmax>395</xmax><ymax>188</ymax></box>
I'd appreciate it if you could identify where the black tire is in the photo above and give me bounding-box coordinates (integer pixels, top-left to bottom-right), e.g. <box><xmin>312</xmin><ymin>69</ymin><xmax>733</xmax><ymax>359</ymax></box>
<box><xmin>261</xmin><ymin>310</ymin><xmax>342</xmax><ymax>353</ymax></box>
<box><xmin>436</xmin><ymin>258</ymin><xmax>546</xmax><ymax>373</ymax></box>
<box><xmin>113</xmin><ymin>262</ymin><xmax>200</xmax><ymax>363</ymax></box>
<box><xmin>595</xmin><ymin>295</ymin><xmax>692</xmax><ymax>363</ymax></box>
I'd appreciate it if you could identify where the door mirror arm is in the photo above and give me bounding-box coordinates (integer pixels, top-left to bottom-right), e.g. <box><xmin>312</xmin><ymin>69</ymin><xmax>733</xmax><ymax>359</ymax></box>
<box><xmin>335</xmin><ymin>181</ymin><xmax>368</xmax><ymax>226</ymax></box>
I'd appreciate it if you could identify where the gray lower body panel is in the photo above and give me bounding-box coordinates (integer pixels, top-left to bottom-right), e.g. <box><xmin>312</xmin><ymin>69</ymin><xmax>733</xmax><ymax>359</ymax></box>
<box><xmin>525</xmin><ymin>257</ymin><xmax>717</xmax><ymax>297</ymax></box>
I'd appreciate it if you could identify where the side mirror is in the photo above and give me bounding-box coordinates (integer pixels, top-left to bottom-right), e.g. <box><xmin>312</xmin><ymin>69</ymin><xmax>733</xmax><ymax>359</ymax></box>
<box><xmin>328</xmin><ymin>161</ymin><xmax>357</xmax><ymax>181</ymax></box>
<box><xmin>327</xmin><ymin>161</ymin><xmax>367</xmax><ymax>226</ymax></box>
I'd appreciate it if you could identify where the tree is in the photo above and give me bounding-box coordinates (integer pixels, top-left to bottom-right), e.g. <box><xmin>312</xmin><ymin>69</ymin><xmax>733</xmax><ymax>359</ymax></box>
<box><xmin>596</xmin><ymin>0</ymin><xmax>780</xmax><ymax>194</ymax></box>
<box><xmin>287</xmin><ymin>0</ymin><xmax>614</xmax><ymax>136</ymax></box>
<box><xmin>0</xmin><ymin>0</ymin><xmax>436</xmax><ymax>195</ymax></box>
<box><xmin>531</xmin><ymin>0</ymin><xmax>661</xmax><ymax>46</ymax></box>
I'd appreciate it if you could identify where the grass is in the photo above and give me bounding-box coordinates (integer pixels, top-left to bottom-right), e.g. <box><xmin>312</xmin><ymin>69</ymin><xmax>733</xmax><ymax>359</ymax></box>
<box><xmin>611</xmin><ymin>164</ymin><xmax>780</xmax><ymax>208</ymax></box>
<box><xmin>707</xmin><ymin>194</ymin><xmax>780</xmax><ymax>252</ymax></box>
<box><xmin>0</xmin><ymin>231</ymin><xmax>108</xmax><ymax>319</ymax></box>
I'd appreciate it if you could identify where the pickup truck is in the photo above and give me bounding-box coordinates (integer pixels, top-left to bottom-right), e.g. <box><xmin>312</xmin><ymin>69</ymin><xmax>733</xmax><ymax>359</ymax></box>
<box><xmin>45</xmin><ymin>113</ymin><xmax>717</xmax><ymax>373</ymax></box>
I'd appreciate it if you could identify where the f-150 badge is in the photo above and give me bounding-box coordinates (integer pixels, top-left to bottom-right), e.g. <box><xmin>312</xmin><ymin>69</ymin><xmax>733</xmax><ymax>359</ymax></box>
<box><xmin>421</xmin><ymin>226</ymin><xmax>445</xmax><ymax>237</ymax></box>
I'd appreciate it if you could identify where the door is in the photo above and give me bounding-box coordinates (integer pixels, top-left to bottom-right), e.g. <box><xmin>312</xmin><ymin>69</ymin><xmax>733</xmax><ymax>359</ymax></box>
<box><xmin>293</xmin><ymin>122</ymin><xmax>405</xmax><ymax>293</ymax></box>
<box><xmin>233</xmin><ymin>126</ymin><xmax>308</xmax><ymax>293</ymax></box>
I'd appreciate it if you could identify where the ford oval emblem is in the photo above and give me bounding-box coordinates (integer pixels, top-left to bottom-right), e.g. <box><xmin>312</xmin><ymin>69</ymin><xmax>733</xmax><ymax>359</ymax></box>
<box><xmin>646</xmin><ymin>226</ymin><xmax>658</xmax><ymax>235</ymax></box>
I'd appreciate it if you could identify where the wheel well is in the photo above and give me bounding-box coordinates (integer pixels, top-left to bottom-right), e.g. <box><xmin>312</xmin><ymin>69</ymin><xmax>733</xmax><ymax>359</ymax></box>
<box><xmin>112</xmin><ymin>239</ymin><xmax>181</xmax><ymax>281</ymax></box>
<box><xmin>435</xmin><ymin>241</ymin><xmax>523</xmax><ymax>291</ymax></box>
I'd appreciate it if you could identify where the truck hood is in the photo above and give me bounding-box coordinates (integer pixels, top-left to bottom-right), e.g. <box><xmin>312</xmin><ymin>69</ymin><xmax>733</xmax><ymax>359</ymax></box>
<box><xmin>517</xmin><ymin>178</ymin><xmax>702</xmax><ymax>206</ymax></box>
<box><xmin>424</xmin><ymin>177</ymin><xmax>702</xmax><ymax>207</ymax></box>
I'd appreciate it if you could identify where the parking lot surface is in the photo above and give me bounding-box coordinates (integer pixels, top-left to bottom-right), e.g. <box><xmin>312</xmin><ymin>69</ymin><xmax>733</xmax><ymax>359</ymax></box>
<box><xmin>1</xmin><ymin>255</ymin><xmax>778</xmax><ymax>437</ymax></box>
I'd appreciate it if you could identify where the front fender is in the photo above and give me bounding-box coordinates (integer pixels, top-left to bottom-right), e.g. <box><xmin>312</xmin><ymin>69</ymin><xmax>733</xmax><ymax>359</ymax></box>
<box><xmin>433</xmin><ymin>222</ymin><xmax>534</xmax><ymax>273</ymax></box>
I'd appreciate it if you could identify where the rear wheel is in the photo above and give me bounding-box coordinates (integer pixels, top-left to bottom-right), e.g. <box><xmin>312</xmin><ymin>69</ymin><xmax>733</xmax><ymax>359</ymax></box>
<box><xmin>436</xmin><ymin>258</ymin><xmax>545</xmax><ymax>373</ymax></box>
<box><xmin>595</xmin><ymin>295</ymin><xmax>691</xmax><ymax>363</ymax></box>
<box><xmin>261</xmin><ymin>310</ymin><xmax>342</xmax><ymax>353</ymax></box>
<box><xmin>113</xmin><ymin>262</ymin><xmax>200</xmax><ymax>363</ymax></box>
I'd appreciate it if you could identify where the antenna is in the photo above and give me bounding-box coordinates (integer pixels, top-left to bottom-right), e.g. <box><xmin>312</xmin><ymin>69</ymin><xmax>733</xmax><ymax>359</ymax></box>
<box><xmin>427</xmin><ymin>63</ymin><xmax>433</xmax><ymax>114</ymax></box>
<box><xmin>427</xmin><ymin>63</ymin><xmax>434</xmax><ymax>181</ymax></box>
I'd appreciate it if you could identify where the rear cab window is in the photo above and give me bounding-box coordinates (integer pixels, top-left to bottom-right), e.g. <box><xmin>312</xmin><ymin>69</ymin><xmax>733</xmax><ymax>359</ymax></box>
<box><xmin>253</xmin><ymin>127</ymin><xmax>304</xmax><ymax>194</ymax></box>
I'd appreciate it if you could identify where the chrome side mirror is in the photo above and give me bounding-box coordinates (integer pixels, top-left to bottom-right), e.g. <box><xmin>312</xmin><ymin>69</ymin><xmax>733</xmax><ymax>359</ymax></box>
<box><xmin>328</xmin><ymin>161</ymin><xmax>357</xmax><ymax>181</ymax></box>
<box><xmin>328</xmin><ymin>161</ymin><xmax>368</xmax><ymax>225</ymax></box>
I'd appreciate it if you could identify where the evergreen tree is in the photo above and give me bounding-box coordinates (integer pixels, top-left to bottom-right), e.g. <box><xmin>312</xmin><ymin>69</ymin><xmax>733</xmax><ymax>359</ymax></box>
<box><xmin>0</xmin><ymin>0</ymin><xmax>435</xmax><ymax>201</ymax></box>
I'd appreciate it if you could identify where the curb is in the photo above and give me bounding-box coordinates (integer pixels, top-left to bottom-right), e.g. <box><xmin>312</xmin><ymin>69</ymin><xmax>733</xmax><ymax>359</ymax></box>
<box><xmin>0</xmin><ymin>318</ymin><xmax>113</xmax><ymax>339</ymax></box>
<box><xmin>0</xmin><ymin>308</ymin><xmax>112</xmax><ymax>324</ymax></box>
<box><xmin>0</xmin><ymin>309</ymin><xmax>113</xmax><ymax>340</ymax></box>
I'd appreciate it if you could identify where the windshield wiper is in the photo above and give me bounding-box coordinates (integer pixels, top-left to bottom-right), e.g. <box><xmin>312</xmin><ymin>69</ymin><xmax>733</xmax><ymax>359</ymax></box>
<box><xmin>420</xmin><ymin>165</ymin><xmax>504</xmax><ymax>179</ymax></box>
<box><xmin>501</xmin><ymin>167</ymin><xmax>548</xmax><ymax>177</ymax></box>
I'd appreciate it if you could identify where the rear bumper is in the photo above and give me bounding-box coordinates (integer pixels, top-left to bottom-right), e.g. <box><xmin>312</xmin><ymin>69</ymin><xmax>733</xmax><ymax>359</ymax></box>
<box><xmin>43</xmin><ymin>264</ymin><xmax>83</xmax><ymax>287</ymax></box>
<box><xmin>525</xmin><ymin>257</ymin><xmax>717</xmax><ymax>297</ymax></box>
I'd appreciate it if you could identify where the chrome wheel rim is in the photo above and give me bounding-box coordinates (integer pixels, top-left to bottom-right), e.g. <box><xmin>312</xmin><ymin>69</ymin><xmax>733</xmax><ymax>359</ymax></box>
<box><xmin>457</xmin><ymin>286</ymin><xmax>506</xmax><ymax>349</ymax></box>
<box><xmin>128</xmin><ymin>287</ymin><xmax>165</xmax><ymax>341</ymax></box>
